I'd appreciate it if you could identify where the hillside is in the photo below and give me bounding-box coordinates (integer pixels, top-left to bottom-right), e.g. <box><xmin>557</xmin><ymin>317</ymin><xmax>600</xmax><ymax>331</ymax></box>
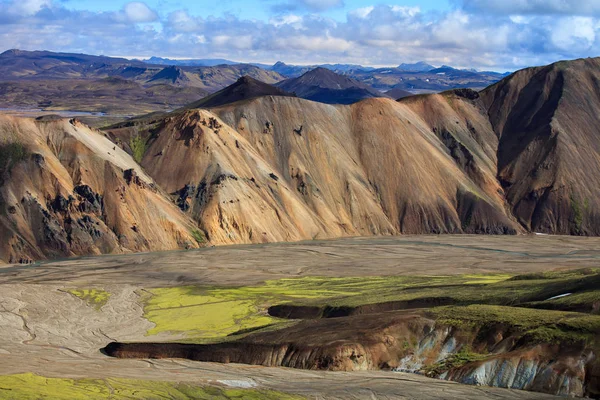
<box><xmin>107</xmin><ymin>95</ymin><xmax>519</xmax><ymax>247</ymax></box>
<box><xmin>276</xmin><ymin>68</ymin><xmax>388</xmax><ymax>104</ymax></box>
<box><xmin>481</xmin><ymin>57</ymin><xmax>600</xmax><ymax>235</ymax></box>
<box><xmin>386</xmin><ymin>87</ymin><xmax>413</xmax><ymax>100</ymax></box>
<box><xmin>0</xmin><ymin>116</ymin><xmax>202</xmax><ymax>263</ymax></box>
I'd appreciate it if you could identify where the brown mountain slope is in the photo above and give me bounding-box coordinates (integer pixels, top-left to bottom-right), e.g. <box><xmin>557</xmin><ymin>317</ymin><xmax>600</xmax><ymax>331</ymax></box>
<box><xmin>0</xmin><ymin>116</ymin><xmax>201</xmax><ymax>263</ymax></box>
<box><xmin>113</xmin><ymin>95</ymin><xmax>519</xmax><ymax>245</ymax></box>
<box><xmin>481</xmin><ymin>57</ymin><xmax>600</xmax><ymax>235</ymax></box>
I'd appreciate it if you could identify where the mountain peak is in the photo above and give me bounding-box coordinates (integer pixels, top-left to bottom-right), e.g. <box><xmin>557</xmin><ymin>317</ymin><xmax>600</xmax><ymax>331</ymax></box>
<box><xmin>276</xmin><ymin>67</ymin><xmax>387</xmax><ymax>104</ymax></box>
<box><xmin>186</xmin><ymin>75</ymin><xmax>293</xmax><ymax>109</ymax></box>
<box><xmin>0</xmin><ymin>49</ymin><xmax>25</xmax><ymax>57</ymax></box>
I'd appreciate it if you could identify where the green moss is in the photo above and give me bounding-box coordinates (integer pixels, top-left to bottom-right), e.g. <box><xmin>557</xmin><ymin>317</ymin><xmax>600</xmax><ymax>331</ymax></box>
<box><xmin>571</xmin><ymin>194</ymin><xmax>584</xmax><ymax>233</ymax></box>
<box><xmin>129</xmin><ymin>135</ymin><xmax>146</xmax><ymax>164</ymax></box>
<box><xmin>141</xmin><ymin>274</ymin><xmax>512</xmax><ymax>340</ymax></box>
<box><xmin>67</xmin><ymin>289</ymin><xmax>111</xmax><ymax>310</ymax></box>
<box><xmin>191</xmin><ymin>229</ymin><xmax>205</xmax><ymax>244</ymax></box>
<box><xmin>0</xmin><ymin>373</ymin><xmax>305</xmax><ymax>400</ymax></box>
<box><xmin>141</xmin><ymin>269</ymin><xmax>600</xmax><ymax>342</ymax></box>
<box><xmin>0</xmin><ymin>142</ymin><xmax>28</xmax><ymax>176</ymax></box>
<box><xmin>424</xmin><ymin>348</ymin><xmax>488</xmax><ymax>376</ymax></box>
<box><xmin>144</xmin><ymin>286</ymin><xmax>282</xmax><ymax>338</ymax></box>
<box><xmin>430</xmin><ymin>305</ymin><xmax>600</xmax><ymax>345</ymax></box>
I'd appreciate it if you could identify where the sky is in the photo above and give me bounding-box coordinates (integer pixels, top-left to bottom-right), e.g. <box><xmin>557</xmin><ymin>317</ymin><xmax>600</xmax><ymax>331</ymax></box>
<box><xmin>0</xmin><ymin>0</ymin><xmax>599</xmax><ymax>71</ymax></box>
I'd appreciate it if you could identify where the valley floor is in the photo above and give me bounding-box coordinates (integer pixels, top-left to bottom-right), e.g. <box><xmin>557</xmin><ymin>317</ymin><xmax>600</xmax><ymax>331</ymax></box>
<box><xmin>0</xmin><ymin>235</ymin><xmax>598</xmax><ymax>399</ymax></box>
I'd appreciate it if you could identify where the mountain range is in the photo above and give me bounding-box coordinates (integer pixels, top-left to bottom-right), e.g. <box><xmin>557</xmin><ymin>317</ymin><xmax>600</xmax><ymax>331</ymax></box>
<box><xmin>0</xmin><ymin>50</ymin><xmax>508</xmax><ymax>116</ymax></box>
<box><xmin>1</xmin><ymin>56</ymin><xmax>599</xmax><ymax>263</ymax></box>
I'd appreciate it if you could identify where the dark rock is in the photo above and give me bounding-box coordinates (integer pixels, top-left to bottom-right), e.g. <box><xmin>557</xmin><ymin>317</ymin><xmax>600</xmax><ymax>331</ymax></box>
<box><xmin>175</xmin><ymin>184</ymin><xmax>196</xmax><ymax>212</ymax></box>
<box><xmin>74</xmin><ymin>185</ymin><xmax>103</xmax><ymax>214</ymax></box>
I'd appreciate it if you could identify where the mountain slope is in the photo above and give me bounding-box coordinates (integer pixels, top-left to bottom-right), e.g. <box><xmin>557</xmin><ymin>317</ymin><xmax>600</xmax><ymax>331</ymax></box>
<box><xmin>481</xmin><ymin>57</ymin><xmax>600</xmax><ymax>235</ymax></box>
<box><xmin>0</xmin><ymin>116</ymin><xmax>201</xmax><ymax>263</ymax></box>
<box><xmin>186</xmin><ymin>76</ymin><xmax>294</xmax><ymax>109</ymax></box>
<box><xmin>276</xmin><ymin>68</ymin><xmax>388</xmax><ymax>104</ymax></box>
<box><xmin>107</xmin><ymin>95</ymin><xmax>519</xmax><ymax>246</ymax></box>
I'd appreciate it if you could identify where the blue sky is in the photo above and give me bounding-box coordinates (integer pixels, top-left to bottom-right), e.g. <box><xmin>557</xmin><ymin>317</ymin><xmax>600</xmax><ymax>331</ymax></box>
<box><xmin>1</xmin><ymin>0</ymin><xmax>599</xmax><ymax>71</ymax></box>
<box><xmin>67</xmin><ymin>0</ymin><xmax>451</xmax><ymax>20</ymax></box>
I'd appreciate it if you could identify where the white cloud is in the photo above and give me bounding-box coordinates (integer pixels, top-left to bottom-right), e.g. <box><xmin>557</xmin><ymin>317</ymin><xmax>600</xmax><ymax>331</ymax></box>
<box><xmin>270</xmin><ymin>14</ymin><xmax>303</xmax><ymax>28</ymax></box>
<box><xmin>167</xmin><ymin>10</ymin><xmax>202</xmax><ymax>32</ymax></box>
<box><xmin>349</xmin><ymin>6</ymin><xmax>374</xmax><ymax>19</ymax></box>
<box><xmin>122</xmin><ymin>2</ymin><xmax>158</xmax><ymax>23</ymax></box>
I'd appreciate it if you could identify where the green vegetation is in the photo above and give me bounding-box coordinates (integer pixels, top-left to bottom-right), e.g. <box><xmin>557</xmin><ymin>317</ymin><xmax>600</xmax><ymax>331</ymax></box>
<box><xmin>431</xmin><ymin>305</ymin><xmax>600</xmax><ymax>345</ymax></box>
<box><xmin>68</xmin><ymin>289</ymin><xmax>111</xmax><ymax>310</ymax></box>
<box><xmin>129</xmin><ymin>135</ymin><xmax>146</xmax><ymax>164</ymax></box>
<box><xmin>0</xmin><ymin>142</ymin><xmax>28</xmax><ymax>175</ymax></box>
<box><xmin>142</xmin><ymin>274</ymin><xmax>510</xmax><ymax>339</ymax></box>
<box><xmin>528</xmin><ymin>290</ymin><xmax>600</xmax><ymax>313</ymax></box>
<box><xmin>424</xmin><ymin>348</ymin><xmax>488</xmax><ymax>376</ymax></box>
<box><xmin>191</xmin><ymin>229</ymin><xmax>205</xmax><ymax>244</ymax></box>
<box><xmin>142</xmin><ymin>268</ymin><xmax>600</xmax><ymax>343</ymax></box>
<box><xmin>0</xmin><ymin>373</ymin><xmax>305</xmax><ymax>400</ymax></box>
<box><xmin>571</xmin><ymin>194</ymin><xmax>584</xmax><ymax>232</ymax></box>
<box><xmin>144</xmin><ymin>286</ymin><xmax>281</xmax><ymax>339</ymax></box>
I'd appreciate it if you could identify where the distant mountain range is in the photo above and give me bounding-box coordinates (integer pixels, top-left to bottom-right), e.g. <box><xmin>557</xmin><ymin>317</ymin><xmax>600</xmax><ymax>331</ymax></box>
<box><xmin>0</xmin><ymin>49</ymin><xmax>510</xmax><ymax>114</ymax></box>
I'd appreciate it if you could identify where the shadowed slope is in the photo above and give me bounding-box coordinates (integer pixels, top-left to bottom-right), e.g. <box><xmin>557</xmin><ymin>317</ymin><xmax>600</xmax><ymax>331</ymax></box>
<box><xmin>186</xmin><ymin>76</ymin><xmax>294</xmax><ymax>109</ymax></box>
<box><xmin>481</xmin><ymin>58</ymin><xmax>600</xmax><ymax>235</ymax></box>
<box><xmin>276</xmin><ymin>68</ymin><xmax>388</xmax><ymax>105</ymax></box>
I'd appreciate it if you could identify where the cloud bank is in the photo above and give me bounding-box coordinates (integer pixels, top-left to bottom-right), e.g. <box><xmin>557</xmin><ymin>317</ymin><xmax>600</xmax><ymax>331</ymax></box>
<box><xmin>0</xmin><ymin>0</ymin><xmax>598</xmax><ymax>71</ymax></box>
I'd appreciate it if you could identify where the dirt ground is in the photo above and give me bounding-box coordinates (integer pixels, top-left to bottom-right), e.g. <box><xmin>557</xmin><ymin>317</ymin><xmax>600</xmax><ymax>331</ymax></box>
<box><xmin>0</xmin><ymin>235</ymin><xmax>597</xmax><ymax>399</ymax></box>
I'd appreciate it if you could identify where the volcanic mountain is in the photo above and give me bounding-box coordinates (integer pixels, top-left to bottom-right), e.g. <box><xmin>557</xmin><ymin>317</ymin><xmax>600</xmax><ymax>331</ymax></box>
<box><xmin>276</xmin><ymin>67</ymin><xmax>388</xmax><ymax>104</ymax></box>
<box><xmin>185</xmin><ymin>76</ymin><xmax>294</xmax><ymax>109</ymax></box>
<box><xmin>2</xmin><ymin>56</ymin><xmax>600</xmax><ymax>263</ymax></box>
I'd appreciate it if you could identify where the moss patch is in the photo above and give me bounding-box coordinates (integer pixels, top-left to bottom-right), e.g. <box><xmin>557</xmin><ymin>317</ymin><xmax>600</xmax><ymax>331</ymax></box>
<box><xmin>0</xmin><ymin>373</ymin><xmax>305</xmax><ymax>400</ymax></box>
<box><xmin>430</xmin><ymin>305</ymin><xmax>600</xmax><ymax>345</ymax></box>
<box><xmin>424</xmin><ymin>348</ymin><xmax>488</xmax><ymax>376</ymax></box>
<box><xmin>142</xmin><ymin>274</ymin><xmax>511</xmax><ymax>340</ymax></box>
<box><xmin>190</xmin><ymin>229</ymin><xmax>205</xmax><ymax>244</ymax></box>
<box><xmin>0</xmin><ymin>142</ymin><xmax>28</xmax><ymax>177</ymax></box>
<box><xmin>67</xmin><ymin>289</ymin><xmax>111</xmax><ymax>310</ymax></box>
<box><xmin>129</xmin><ymin>135</ymin><xmax>146</xmax><ymax>164</ymax></box>
<box><xmin>142</xmin><ymin>269</ymin><xmax>600</xmax><ymax>342</ymax></box>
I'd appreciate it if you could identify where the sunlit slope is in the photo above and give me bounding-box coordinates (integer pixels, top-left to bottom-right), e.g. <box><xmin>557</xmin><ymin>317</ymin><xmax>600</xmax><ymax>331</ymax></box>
<box><xmin>137</xmin><ymin>95</ymin><xmax>518</xmax><ymax>244</ymax></box>
<box><xmin>0</xmin><ymin>116</ymin><xmax>201</xmax><ymax>263</ymax></box>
